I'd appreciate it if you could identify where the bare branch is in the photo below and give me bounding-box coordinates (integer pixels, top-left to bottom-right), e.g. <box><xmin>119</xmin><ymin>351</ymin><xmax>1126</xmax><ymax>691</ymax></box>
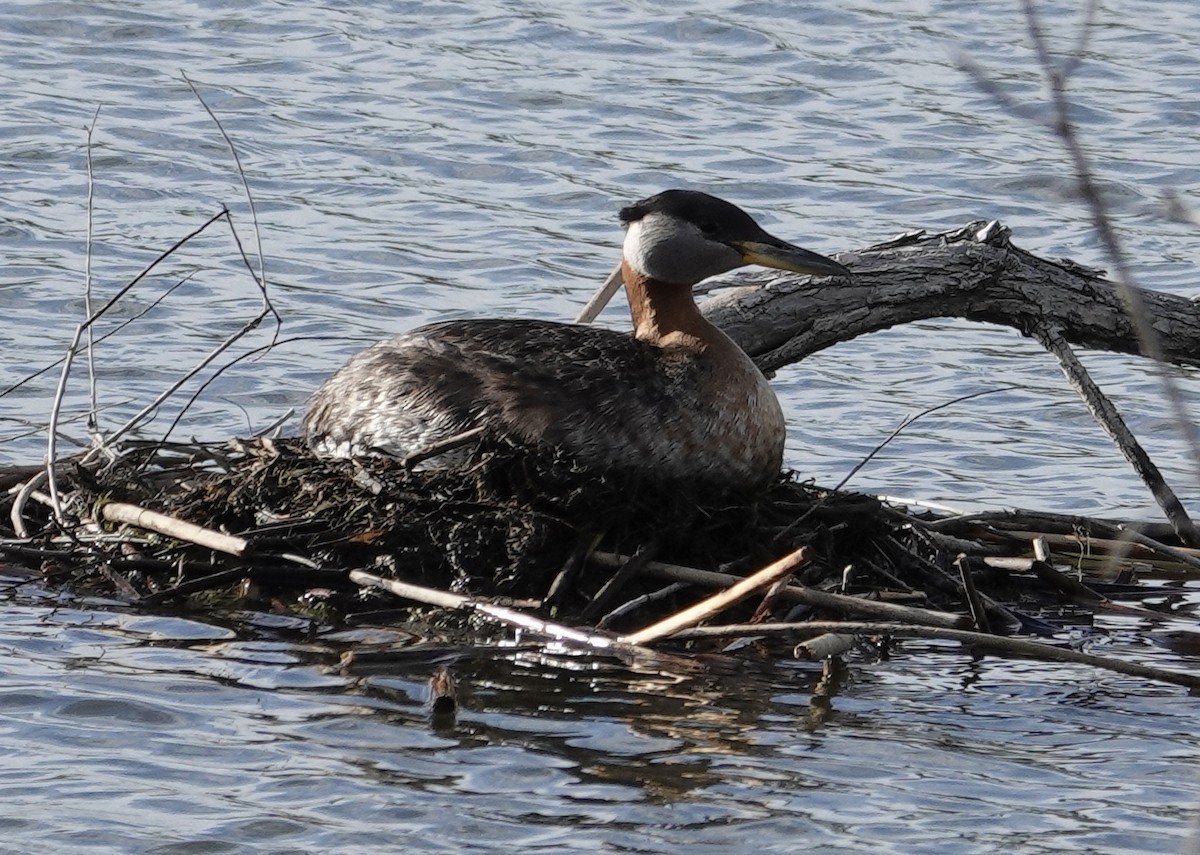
<box><xmin>182</xmin><ymin>73</ymin><xmax>281</xmax><ymax>338</ymax></box>
<box><xmin>665</xmin><ymin>620</ymin><xmax>1200</xmax><ymax>691</ymax></box>
<box><xmin>83</xmin><ymin>105</ymin><xmax>102</xmax><ymax>433</ymax></box>
<box><xmin>1032</xmin><ymin>322</ymin><xmax>1198</xmax><ymax>543</ymax></box>
<box><xmin>835</xmin><ymin>388</ymin><xmax>1014</xmax><ymax>492</ymax></box>
<box><xmin>699</xmin><ymin>224</ymin><xmax>1200</xmax><ymax>523</ymax></box>
<box><xmin>1008</xmin><ymin>1</ymin><xmax>1200</xmax><ymax>484</ymax></box>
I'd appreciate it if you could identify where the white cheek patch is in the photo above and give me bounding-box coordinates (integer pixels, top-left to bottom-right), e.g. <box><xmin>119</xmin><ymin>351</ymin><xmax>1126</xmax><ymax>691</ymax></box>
<box><xmin>622</xmin><ymin>212</ymin><xmax>700</xmax><ymax>284</ymax></box>
<box><xmin>622</xmin><ymin>217</ymin><xmax>653</xmax><ymax>278</ymax></box>
<box><xmin>622</xmin><ymin>212</ymin><xmax>742</xmax><ymax>285</ymax></box>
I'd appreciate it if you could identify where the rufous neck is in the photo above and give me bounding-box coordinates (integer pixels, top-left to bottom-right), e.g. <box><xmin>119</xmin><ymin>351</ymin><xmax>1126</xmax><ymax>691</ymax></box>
<box><xmin>622</xmin><ymin>258</ymin><xmax>714</xmax><ymax>347</ymax></box>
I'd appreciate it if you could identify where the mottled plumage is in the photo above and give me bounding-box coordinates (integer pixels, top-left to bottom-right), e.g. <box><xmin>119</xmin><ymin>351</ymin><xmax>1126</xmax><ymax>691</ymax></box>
<box><xmin>304</xmin><ymin>190</ymin><xmax>848</xmax><ymax>488</ymax></box>
<box><xmin>306</xmin><ymin>317</ymin><xmax>783</xmax><ymax>483</ymax></box>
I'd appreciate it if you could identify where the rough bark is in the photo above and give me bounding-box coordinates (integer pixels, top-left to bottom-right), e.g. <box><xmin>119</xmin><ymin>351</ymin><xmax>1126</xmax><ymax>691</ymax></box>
<box><xmin>698</xmin><ymin>220</ymin><xmax>1200</xmax><ymax>544</ymax></box>
<box><xmin>700</xmin><ymin>220</ymin><xmax>1200</xmax><ymax>373</ymax></box>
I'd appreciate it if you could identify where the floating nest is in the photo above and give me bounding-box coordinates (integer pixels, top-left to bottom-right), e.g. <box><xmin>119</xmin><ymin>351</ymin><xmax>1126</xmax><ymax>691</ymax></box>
<box><xmin>2</xmin><ymin>436</ymin><xmax>1198</xmax><ymax>690</ymax></box>
<box><xmin>7</xmin><ymin>438</ymin><xmax>887</xmax><ymax>618</ymax></box>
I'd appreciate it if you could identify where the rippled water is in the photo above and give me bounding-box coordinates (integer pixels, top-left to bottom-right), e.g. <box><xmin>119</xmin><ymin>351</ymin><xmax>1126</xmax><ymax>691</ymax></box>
<box><xmin>1</xmin><ymin>0</ymin><xmax>1199</xmax><ymax>852</ymax></box>
<box><xmin>3</xmin><ymin>0</ymin><xmax>1199</xmax><ymax>516</ymax></box>
<box><xmin>3</xmin><ymin>576</ymin><xmax>1198</xmax><ymax>855</ymax></box>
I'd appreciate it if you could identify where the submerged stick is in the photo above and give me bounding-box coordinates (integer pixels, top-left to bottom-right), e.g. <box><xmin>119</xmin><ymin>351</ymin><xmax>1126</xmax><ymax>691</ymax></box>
<box><xmin>619</xmin><ymin>547</ymin><xmax>810</xmax><ymax>645</ymax></box>
<box><xmin>666</xmin><ymin>620</ymin><xmax>1200</xmax><ymax>691</ymax></box>
<box><xmin>590</xmin><ymin>551</ymin><xmax>970</xmax><ymax>629</ymax></box>
<box><xmin>793</xmin><ymin>632</ymin><xmax>855</xmax><ymax>661</ymax></box>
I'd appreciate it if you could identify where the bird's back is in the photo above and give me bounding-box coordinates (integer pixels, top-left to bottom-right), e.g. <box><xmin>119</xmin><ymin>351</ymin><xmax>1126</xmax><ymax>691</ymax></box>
<box><xmin>303</xmin><ymin>317</ymin><xmax>783</xmax><ymax>485</ymax></box>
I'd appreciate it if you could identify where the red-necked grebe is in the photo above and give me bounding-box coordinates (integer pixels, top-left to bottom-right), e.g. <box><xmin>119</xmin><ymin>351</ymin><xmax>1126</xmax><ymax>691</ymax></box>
<box><xmin>303</xmin><ymin>190</ymin><xmax>849</xmax><ymax>488</ymax></box>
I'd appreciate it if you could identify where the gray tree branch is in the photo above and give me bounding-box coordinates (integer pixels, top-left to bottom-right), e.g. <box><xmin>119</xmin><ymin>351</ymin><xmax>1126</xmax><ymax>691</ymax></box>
<box><xmin>699</xmin><ymin>221</ymin><xmax>1200</xmax><ymax>541</ymax></box>
<box><xmin>701</xmin><ymin>221</ymin><xmax>1200</xmax><ymax>373</ymax></box>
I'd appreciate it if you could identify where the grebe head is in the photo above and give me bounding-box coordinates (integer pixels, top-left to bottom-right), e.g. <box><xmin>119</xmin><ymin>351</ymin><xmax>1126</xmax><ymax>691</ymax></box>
<box><xmin>619</xmin><ymin>189</ymin><xmax>849</xmax><ymax>286</ymax></box>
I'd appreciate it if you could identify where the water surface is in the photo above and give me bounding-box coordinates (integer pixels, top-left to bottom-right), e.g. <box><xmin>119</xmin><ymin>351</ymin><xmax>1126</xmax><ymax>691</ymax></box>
<box><xmin>0</xmin><ymin>0</ymin><xmax>1198</xmax><ymax>852</ymax></box>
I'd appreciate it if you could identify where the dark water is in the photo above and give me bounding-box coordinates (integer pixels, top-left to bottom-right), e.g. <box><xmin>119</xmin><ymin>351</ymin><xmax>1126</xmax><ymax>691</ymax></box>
<box><xmin>1</xmin><ymin>0</ymin><xmax>1198</xmax><ymax>852</ymax></box>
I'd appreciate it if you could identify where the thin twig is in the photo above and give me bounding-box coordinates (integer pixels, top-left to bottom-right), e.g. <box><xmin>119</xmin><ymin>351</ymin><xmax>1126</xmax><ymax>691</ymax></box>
<box><xmin>580</xmin><ymin>540</ymin><xmax>659</xmax><ymax>623</ymax></box>
<box><xmin>182</xmin><ymin>72</ymin><xmax>279</xmax><ymax>336</ymax></box>
<box><xmin>835</xmin><ymin>387</ymin><xmax>1014</xmax><ymax>492</ymax></box>
<box><xmin>666</xmin><ymin>620</ymin><xmax>1200</xmax><ymax>691</ymax></box>
<box><xmin>597</xmin><ymin>582</ymin><xmax>689</xmax><ymax>629</ymax></box>
<box><xmin>590</xmin><ymin>551</ymin><xmax>971</xmax><ymax>630</ymax></box>
<box><xmin>770</xmin><ymin>388</ymin><xmax>1011</xmax><ymax>553</ymax></box>
<box><xmin>83</xmin><ymin>105</ymin><xmax>102</xmax><ymax>433</ymax></box>
<box><xmin>620</xmin><ymin>547</ymin><xmax>809</xmax><ymax>645</ymax></box>
<box><xmin>545</xmin><ymin>531</ymin><xmax>602</xmax><ymax>609</ymax></box>
<box><xmin>253</xmin><ymin>408</ymin><xmax>295</xmax><ymax>439</ymax></box>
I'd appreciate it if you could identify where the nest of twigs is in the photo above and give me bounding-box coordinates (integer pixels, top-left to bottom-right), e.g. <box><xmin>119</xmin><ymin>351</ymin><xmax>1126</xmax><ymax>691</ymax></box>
<box><xmin>2</xmin><ymin>437</ymin><xmax>1199</xmax><ymax>690</ymax></box>
<box><xmin>10</xmin><ymin>438</ymin><xmax>889</xmax><ymax>617</ymax></box>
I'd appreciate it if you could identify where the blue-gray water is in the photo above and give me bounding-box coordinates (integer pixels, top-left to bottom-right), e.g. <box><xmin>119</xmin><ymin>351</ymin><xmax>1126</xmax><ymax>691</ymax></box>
<box><xmin>1</xmin><ymin>0</ymin><xmax>1198</xmax><ymax>852</ymax></box>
